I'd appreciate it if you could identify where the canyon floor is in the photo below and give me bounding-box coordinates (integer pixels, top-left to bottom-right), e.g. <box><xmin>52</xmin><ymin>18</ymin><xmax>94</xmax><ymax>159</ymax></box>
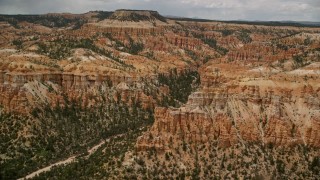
<box><xmin>0</xmin><ymin>9</ymin><xmax>320</xmax><ymax>179</ymax></box>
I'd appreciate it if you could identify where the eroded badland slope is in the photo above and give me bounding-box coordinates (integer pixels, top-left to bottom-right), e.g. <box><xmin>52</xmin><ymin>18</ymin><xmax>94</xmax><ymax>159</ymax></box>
<box><xmin>0</xmin><ymin>10</ymin><xmax>320</xmax><ymax>179</ymax></box>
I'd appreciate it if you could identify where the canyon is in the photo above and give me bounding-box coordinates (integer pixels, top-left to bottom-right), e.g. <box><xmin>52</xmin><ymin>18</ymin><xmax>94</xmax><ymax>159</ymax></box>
<box><xmin>0</xmin><ymin>9</ymin><xmax>320</xmax><ymax>179</ymax></box>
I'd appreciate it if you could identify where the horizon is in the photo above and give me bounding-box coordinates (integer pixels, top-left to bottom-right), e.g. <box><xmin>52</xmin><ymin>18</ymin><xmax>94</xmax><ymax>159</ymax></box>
<box><xmin>0</xmin><ymin>0</ymin><xmax>319</xmax><ymax>22</ymax></box>
<box><xmin>1</xmin><ymin>9</ymin><xmax>320</xmax><ymax>23</ymax></box>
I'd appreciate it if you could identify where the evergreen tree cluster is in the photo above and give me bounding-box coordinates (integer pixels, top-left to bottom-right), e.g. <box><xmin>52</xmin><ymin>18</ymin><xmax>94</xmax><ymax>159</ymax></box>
<box><xmin>0</xmin><ymin>15</ymin><xmax>86</xmax><ymax>28</ymax></box>
<box><xmin>0</xmin><ymin>92</ymin><xmax>153</xmax><ymax>179</ymax></box>
<box><xmin>237</xmin><ymin>30</ymin><xmax>252</xmax><ymax>44</ymax></box>
<box><xmin>158</xmin><ymin>69</ymin><xmax>200</xmax><ymax>107</ymax></box>
<box><xmin>31</xmin><ymin>131</ymin><xmax>144</xmax><ymax>179</ymax></box>
<box><xmin>102</xmin><ymin>33</ymin><xmax>144</xmax><ymax>55</ymax></box>
<box><xmin>37</xmin><ymin>38</ymin><xmax>133</xmax><ymax>68</ymax></box>
<box><xmin>192</xmin><ymin>33</ymin><xmax>229</xmax><ymax>55</ymax></box>
<box><xmin>127</xmin><ymin>37</ymin><xmax>144</xmax><ymax>55</ymax></box>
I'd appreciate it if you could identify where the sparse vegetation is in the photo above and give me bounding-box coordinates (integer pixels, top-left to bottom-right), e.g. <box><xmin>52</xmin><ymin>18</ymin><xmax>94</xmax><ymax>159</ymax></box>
<box><xmin>237</xmin><ymin>30</ymin><xmax>252</xmax><ymax>44</ymax></box>
<box><xmin>37</xmin><ymin>38</ymin><xmax>133</xmax><ymax>68</ymax></box>
<box><xmin>127</xmin><ymin>36</ymin><xmax>144</xmax><ymax>55</ymax></box>
<box><xmin>221</xmin><ymin>29</ymin><xmax>234</xmax><ymax>36</ymax></box>
<box><xmin>94</xmin><ymin>11</ymin><xmax>113</xmax><ymax>21</ymax></box>
<box><xmin>12</xmin><ymin>39</ymin><xmax>23</xmax><ymax>49</ymax></box>
<box><xmin>0</xmin><ymin>15</ymin><xmax>85</xmax><ymax>28</ymax></box>
<box><xmin>192</xmin><ymin>33</ymin><xmax>229</xmax><ymax>55</ymax></box>
<box><xmin>0</xmin><ymin>10</ymin><xmax>319</xmax><ymax>180</ymax></box>
<box><xmin>158</xmin><ymin>69</ymin><xmax>200</xmax><ymax>107</ymax></box>
<box><xmin>0</xmin><ymin>91</ymin><xmax>153</xmax><ymax>179</ymax></box>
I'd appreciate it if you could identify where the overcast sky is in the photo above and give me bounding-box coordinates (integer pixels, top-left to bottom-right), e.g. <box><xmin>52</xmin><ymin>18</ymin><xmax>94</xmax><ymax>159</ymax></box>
<box><xmin>0</xmin><ymin>0</ymin><xmax>319</xmax><ymax>21</ymax></box>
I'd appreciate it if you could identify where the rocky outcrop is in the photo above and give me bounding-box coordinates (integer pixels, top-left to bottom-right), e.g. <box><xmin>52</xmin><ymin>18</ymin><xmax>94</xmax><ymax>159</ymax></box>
<box><xmin>0</xmin><ymin>71</ymin><xmax>157</xmax><ymax>112</ymax></box>
<box><xmin>0</xmin><ymin>71</ymin><xmax>148</xmax><ymax>89</ymax></box>
<box><xmin>304</xmin><ymin>117</ymin><xmax>320</xmax><ymax>147</ymax></box>
<box><xmin>136</xmin><ymin>81</ymin><xmax>320</xmax><ymax>150</ymax></box>
<box><xmin>226</xmin><ymin>43</ymin><xmax>299</xmax><ymax>62</ymax></box>
<box><xmin>1</xmin><ymin>10</ymin><xmax>320</xmax><ymax>151</ymax></box>
<box><xmin>0</xmin><ymin>86</ymin><xmax>29</xmax><ymax>113</ymax></box>
<box><xmin>108</xmin><ymin>10</ymin><xmax>167</xmax><ymax>23</ymax></box>
<box><xmin>166</xmin><ymin>35</ymin><xmax>202</xmax><ymax>50</ymax></box>
<box><xmin>80</xmin><ymin>25</ymin><xmax>166</xmax><ymax>36</ymax></box>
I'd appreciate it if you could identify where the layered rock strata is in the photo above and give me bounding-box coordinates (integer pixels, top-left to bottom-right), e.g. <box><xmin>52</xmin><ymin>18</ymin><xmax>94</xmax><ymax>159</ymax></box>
<box><xmin>0</xmin><ymin>71</ymin><xmax>156</xmax><ymax>112</ymax></box>
<box><xmin>137</xmin><ymin>87</ymin><xmax>320</xmax><ymax>150</ymax></box>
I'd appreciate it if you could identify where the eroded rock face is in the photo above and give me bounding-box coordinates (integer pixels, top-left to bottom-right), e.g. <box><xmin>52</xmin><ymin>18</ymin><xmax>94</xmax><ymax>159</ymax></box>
<box><xmin>0</xmin><ymin>71</ymin><xmax>157</xmax><ymax>112</ymax></box>
<box><xmin>108</xmin><ymin>9</ymin><xmax>167</xmax><ymax>23</ymax></box>
<box><xmin>137</xmin><ymin>61</ymin><xmax>320</xmax><ymax>149</ymax></box>
<box><xmin>81</xmin><ymin>25</ymin><xmax>166</xmax><ymax>36</ymax></box>
<box><xmin>1</xmin><ymin>10</ymin><xmax>320</xmax><ymax>150</ymax></box>
<box><xmin>137</xmin><ymin>89</ymin><xmax>320</xmax><ymax>150</ymax></box>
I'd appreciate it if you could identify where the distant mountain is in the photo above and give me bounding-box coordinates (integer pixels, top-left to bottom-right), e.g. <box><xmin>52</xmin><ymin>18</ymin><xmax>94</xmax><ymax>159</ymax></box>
<box><xmin>109</xmin><ymin>9</ymin><xmax>167</xmax><ymax>22</ymax></box>
<box><xmin>223</xmin><ymin>20</ymin><xmax>320</xmax><ymax>28</ymax></box>
<box><xmin>166</xmin><ymin>15</ymin><xmax>320</xmax><ymax>27</ymax></box>
<box><xmin>1</xmin><ymin>11</ymin><xmax>319</xmax><ymax>28</ymax></box>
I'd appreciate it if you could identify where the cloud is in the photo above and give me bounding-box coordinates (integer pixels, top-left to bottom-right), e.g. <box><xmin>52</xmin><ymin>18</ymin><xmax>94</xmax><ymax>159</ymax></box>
<box><xmin>0</xmin><ymin>0</ymin><xmax>319</xmax><ymax>21</ymax></box>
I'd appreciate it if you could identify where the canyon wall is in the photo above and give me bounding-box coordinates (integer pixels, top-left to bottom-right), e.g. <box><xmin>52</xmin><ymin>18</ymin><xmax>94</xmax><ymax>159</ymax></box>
<box><xmin>137</xmin><ymin>85</ymin><xmax>320</xmax><ymax>150</ymax></box>
<box><xmin>0</xmin><ymin>71</ymin><xmax>156</xmax><ymax>112</ymax></box>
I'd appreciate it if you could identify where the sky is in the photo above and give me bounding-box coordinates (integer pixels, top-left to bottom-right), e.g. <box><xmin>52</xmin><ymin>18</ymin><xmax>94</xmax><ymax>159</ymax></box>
<box><xmin>0</xmin><ymin>0</ymin><xmax>319</xmax><ymax>21</ymax></box>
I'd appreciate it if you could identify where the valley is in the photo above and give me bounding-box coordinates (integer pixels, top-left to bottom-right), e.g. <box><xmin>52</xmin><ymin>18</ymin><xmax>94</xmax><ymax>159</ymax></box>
<box><xmin>0</xmin><ymin>9</ymin><xmax>319</xmax><ymax>179</ymax></box>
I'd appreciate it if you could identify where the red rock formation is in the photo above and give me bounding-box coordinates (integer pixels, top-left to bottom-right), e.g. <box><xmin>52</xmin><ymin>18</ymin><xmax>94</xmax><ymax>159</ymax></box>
<box><xmin>1</xmin><ymin>11</ymin><xmax>320</xmax><ymax>150</ymax></box>
<box><xmin>0</xmin><ymin>70</ymin><xmax>158</xmax><ymax>112</ymax></box>
<box><xmin>137</xmin><ymin>79</ymin><xmax>320</xmax><ymax>150</ymax></box>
